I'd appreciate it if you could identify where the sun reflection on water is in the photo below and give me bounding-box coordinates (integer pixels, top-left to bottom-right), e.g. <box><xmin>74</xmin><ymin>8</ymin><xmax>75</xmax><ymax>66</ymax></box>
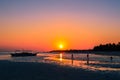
<box><xmin>59</xmin><ymin>53</ymin><xmax>63</xmax><ymax>61</ymax></box>
<box><xmin>40</xmin><ymin>53</ymin><xmax>120</xmax><ymax>71</ymax></box>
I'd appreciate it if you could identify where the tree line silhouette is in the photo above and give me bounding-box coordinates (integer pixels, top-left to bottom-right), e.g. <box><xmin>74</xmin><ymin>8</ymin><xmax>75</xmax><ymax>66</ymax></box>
<box><xmin>49</xmin><ymin>42</ymin><xmax>120</xmax><ymax>56</ymax></box>
<box><xmin>50</xmin><ymin>42</ymin><xmax>120</xmax><ymax>53</ymax></box>
<box><xmin>93</xmin><ymin>42</ymin><xmax>120</xmax><ymax>51</ymax></box>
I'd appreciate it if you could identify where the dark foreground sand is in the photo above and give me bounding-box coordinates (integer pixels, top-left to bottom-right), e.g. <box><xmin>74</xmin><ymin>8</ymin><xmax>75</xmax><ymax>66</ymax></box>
<box><xmin>0</xmin><ymin>60</ymin><xmax>119</xmax><ymax>80</ymax></box>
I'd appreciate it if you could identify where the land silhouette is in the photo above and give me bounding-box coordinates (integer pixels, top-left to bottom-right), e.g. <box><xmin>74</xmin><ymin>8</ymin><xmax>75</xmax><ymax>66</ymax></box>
<box><xmin>93</xmin><ymin>42</ymin><xmax>120</xmax><ymax>51</ymax></box>
<box><xmin>50</xmin><ymin>42</ymin><xmax>120</xmax><ymax>56</ymax></box>
<box><xmin>0</xmin><ymin>42</ymin><xmax>120</xmax><ymax>55</ymax></box>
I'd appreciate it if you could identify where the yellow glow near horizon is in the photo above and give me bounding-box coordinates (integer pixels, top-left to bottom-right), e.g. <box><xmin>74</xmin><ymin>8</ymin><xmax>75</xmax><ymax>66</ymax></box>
<box><xmin>59</xmin><ymin>44</ymin><xmax>64</xmax><ymax>49</ymax></box>
<box><xmin>55</xmin><ymin>40</ymin><xmax>67</xmax><ymax>50</ymax></box>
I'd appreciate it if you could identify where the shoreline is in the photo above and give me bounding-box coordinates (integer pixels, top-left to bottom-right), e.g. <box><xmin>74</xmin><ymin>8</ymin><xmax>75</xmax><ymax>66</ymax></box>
<box><xmin>50</xmin><ymin>51</ymin><xmax>120</xmax><ymax>56</ymax></box>
<box><xmin>0</xmin><ymin>51</ymin><xmax>120</xmax><ymax>56</ymax></box>
<box><xmin>0</xmin><ymin>60</ymin><xmax>120</xmax><ymax>80</ymax></box>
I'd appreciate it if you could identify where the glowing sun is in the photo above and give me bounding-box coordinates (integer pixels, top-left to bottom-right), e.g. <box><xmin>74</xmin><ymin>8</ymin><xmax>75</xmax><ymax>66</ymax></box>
<box><xmin>59</xmin><ymin>44</ymin><xmax>64</xmax><ymax>49</ymax></box>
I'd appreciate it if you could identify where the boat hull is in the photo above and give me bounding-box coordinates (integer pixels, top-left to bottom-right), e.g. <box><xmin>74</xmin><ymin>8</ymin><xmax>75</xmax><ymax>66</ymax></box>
<box><xmin>11</xmin><ymin>53</ymin><xmax>37</xmax><ymax>57</ymax></box>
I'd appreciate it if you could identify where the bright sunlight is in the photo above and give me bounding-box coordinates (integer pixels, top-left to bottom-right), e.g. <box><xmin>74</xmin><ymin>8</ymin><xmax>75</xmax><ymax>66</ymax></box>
<box><xmin>59</xmin><ymin>44</ymin><xmax>64</xmax><ymax>49</ymax></box>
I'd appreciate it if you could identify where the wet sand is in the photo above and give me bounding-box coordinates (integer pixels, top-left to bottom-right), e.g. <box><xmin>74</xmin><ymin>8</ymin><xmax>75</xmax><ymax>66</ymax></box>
<box><xmin>0</xmin><ymin>60</ymin><xmax>120</xmax><ymax>80</ymax></box>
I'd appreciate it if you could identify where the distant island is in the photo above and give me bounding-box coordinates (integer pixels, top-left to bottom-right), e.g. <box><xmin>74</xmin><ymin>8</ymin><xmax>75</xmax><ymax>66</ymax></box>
<box><xmin>50</xmin><ymin>42</ymin><xmax>120</xmax><ymax>56</ymax></box>
<box><xmin>93</xmin><ymin>42</ymin><xmax>120</xmax><ymax>51</ymax></box>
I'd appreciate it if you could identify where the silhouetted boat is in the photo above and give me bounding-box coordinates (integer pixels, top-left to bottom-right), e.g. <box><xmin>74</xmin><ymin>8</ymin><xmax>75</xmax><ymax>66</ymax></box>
<box><xmin>11</xmin><ymin>50</ymin><xmax>37</xmax><ymax>57</ymax></box>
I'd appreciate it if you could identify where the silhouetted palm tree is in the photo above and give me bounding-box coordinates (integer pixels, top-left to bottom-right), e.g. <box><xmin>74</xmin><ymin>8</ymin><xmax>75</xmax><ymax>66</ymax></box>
<box><xmin>93</xmin><ymin>42</ymin><xmax>120</xmax><ymax>51</ymax></box>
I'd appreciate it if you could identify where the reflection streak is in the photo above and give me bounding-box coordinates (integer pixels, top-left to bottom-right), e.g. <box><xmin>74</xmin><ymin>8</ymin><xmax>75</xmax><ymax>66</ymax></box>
<box><xmin>42</xmin><ymin>53</ymin><xmax>120</xmax><ymax>71</ymax></box>
<box><xmin>59</xmin><ymin>53</ymin><xmax>63</xmax><ymax>61</ymax></box>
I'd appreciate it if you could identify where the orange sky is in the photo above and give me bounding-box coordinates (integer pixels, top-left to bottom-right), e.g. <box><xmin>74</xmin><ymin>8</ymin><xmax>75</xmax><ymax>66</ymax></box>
<box><xmin>0</xmin><ymin>0</ymin><xmax>120</xmax><ymax>51</ymax></box>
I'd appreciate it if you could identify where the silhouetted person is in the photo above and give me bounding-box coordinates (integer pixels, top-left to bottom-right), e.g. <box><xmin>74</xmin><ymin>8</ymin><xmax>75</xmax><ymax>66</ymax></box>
<box><xmin>87</xmin><ymin>54</ymin><xmax>89</xmax><ymax>58</ymax></box>
<box><xmin>86</xmin><ymin>54</ymin><xmax>89</xmax><ymax>65</ymax></box>
<box><xmin>71</xmin><ymin>54</ymin><xmax>74</xmax><ymax>60</ymax></box>
<box><xmin>71</xmin><ymin>54</ymin><xmax>74</xmax><ymax>65</ymax></box>
<box><xmin>110</xmin><ymin>56</ymin><xmax>113</xmax><ymax>62</ymax></box>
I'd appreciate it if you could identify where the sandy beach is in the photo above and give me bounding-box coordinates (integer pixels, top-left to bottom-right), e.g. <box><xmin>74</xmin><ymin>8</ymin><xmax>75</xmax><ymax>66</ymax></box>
<box><xmin>0</xmin><ymin>60</ymin><xmax>120</xmax><ymax>80</ymax></box>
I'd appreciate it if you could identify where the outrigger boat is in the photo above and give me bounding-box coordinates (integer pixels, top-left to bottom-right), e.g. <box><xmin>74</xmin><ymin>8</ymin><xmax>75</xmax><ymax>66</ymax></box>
<box><xmin>11</xmin><ymin>50</ymin><xmax>38</xmax><ymax>57</ymax></box>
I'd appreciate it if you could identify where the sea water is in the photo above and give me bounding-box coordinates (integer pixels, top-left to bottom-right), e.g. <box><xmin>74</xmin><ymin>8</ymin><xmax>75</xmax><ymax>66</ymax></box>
<box><xmin>0</xmin><ymin>52</ymin><xmax>120</xmax><ymax>72</ymax></box>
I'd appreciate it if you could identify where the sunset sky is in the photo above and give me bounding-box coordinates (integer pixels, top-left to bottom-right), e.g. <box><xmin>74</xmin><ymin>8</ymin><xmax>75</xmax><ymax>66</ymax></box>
<box><xmin>0</xmin><ymin>0</ymin><xmax>120</xmax><ymax>51</ymax></box>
